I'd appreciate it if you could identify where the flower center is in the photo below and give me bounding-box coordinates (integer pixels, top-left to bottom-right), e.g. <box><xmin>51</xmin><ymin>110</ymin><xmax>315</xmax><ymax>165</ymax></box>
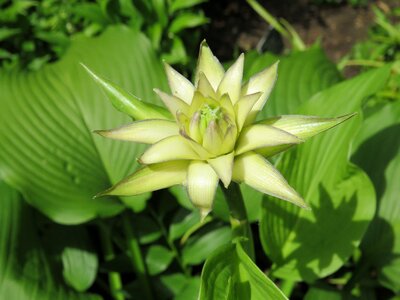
<box><xmin>199</xmin><ymin>104</ymin><xmax>222</xmax><ymax>135</ymax></box>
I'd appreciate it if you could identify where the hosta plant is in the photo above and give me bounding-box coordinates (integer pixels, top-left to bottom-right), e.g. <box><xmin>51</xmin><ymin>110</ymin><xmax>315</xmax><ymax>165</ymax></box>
<box><xmin>85</xmin><ymin>41</ymin><xmax>353</xmax><ymax>223</ymax></box>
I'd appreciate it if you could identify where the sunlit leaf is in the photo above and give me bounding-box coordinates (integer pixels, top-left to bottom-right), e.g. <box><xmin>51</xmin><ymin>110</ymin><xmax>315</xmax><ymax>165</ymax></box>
<box><xmin>260</xmin><ymin>65</ymin><xmax>391</xmax><ymax>281</ymax></box>
<box><xmin>199</xmin><ymin>243</ymin><xmax>288</xmax><ymax>300</ymax></box>
<box><xmin>0</xmin><ymin>26</ymin><xmax>169</xmax><ymax>224</ymax></box>
<box><xmin>352</xmin><ymin>100</ymin><xmax>400</xmax><ymax>293</ymax></box>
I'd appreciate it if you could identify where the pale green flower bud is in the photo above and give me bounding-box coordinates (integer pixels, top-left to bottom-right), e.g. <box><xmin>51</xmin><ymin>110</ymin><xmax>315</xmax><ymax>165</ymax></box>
<box><xmin>89</xmin><ymin>41</ymin><xmax>355</xmax><ymax>221</ymax></box>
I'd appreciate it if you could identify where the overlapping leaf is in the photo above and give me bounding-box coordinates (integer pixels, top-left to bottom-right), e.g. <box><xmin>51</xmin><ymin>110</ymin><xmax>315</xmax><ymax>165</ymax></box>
<box><xmin>260</xmin><ymin>65</ymin><xmax>391</xmax><ymax>281</ymax></box>
<box><xmin>352</xmin><ymin>100</ymin><xmax>400</xmax><ymax>293</ymax></box>
<box><xmin>199</xmin><ymin>243</ymin><xmax>288</xmax><ymax>300</ymax></box>
<box><xmin>0</xmin><ymin>181</ymin><xmax>100</xmax><ymax>299</ymax></box>
<box><xmin>0</xmin><ymin>26</ymin><xmax>168</xmax><ymax>224</ymax></box>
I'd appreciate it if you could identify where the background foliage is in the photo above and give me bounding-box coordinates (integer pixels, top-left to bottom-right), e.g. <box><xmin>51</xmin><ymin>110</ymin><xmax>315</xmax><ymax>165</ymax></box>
<box><xmin>0</xmin><ymin>0</ymin><xmax>399</xmax><ymax>299</ymax></box>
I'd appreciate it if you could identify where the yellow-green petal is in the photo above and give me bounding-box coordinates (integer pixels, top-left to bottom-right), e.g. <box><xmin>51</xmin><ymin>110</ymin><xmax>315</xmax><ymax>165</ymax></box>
<box><xmin>82</xmin><ymin>64</ymin><xmax>171</xmax><ymax>120</ymax></box>
<box><xmin>154</xmin><ymin>88</ymin><xmax>190</xmax><ymax>117</ymax></box>
<box><xmin>140</xmin><ymin>135</ymin><xmax>200</xmax><ymax>164</ymax></box>
<box><xmin>181</xmin><ymin>134</ymin><xmax>212</xmax><ymax>159</ymax></box>
<box><xmin>189</xmin><ymin>91</ymin><xmax>220</xmax><ymax>116</ymax></box>
<box><xmin>260</xmin><ymin>113</ymin><xmax>356</xmax><ymax>139</ymax></box>
<box><xmin>234</xmin><ymin>92</ymin><xmax>262</xmax><ymax>131</ymax></box>
<box><xmin>164</xmin><ymin>62</ymin><xmax>194</xmax><ymax>104</ymax></box>
<box><xmin>220</xmin><ymin>125</ymin><xmax>237</xmax><ymax>154</ymax></box>
<box><xmin>195</xmin><ymin>41</ymin><xmax>225</xmax><ymax>90</ymax></box>
<box><xmin>241</xmin><ymin>61</ymin><xmax>279</xmax><ymax>120</ymax></box>
<box><xmin>256</xmin><ymin>113</ymin><xmax>356</xmax><ymax>157</ymax></box>
<box><xmin>202</xmin><ymin>120</ymin><xmax>223</xmax><ymax>155</ymax></box>
<box><xmin>219</xmin><ymin>94</ymin><xmax>235</xmax><ymax>118</ymax></box>
<box><xmin>197</xmin><ymin>72</ymin><xmax>217</xmax><ymax>99</ymax></box>
<box><xmin>96</xmin><ymin>161</ymin><xmax>189</xmax><ymax>197</ymax></box>
<box><xmin>232</xmin><ymin>152</ymin><xmax>309</xmax><ymax>209</ymax></box>
<box><xmin>208</xmin><ymin>151</ymin><xmax>234</xmax><ymax>188</ymax></box>
<box><xmin>217</xmin><ymin>53</ymin><xmax>244</xmax><ymax>104</ymax></box>
<box><xmin>94</xmin><ymin>119</ymin><xmax>179</xmax><ymax>144</ymax></box>
<box><xmin>235</xmin><ymin>124</ymin><xmax>302</xmax><ymax>155</ymax></box>
<box><xmin>187</xmin><ymin>160</ymin><xmax>219</xmax><ymax>221</ymax></box>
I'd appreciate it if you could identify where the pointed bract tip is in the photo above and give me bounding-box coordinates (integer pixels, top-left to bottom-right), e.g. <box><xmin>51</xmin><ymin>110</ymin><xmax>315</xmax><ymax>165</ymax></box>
<box><xmin>92</xmin><ymin>129</ymin><xmax>105</xmax><ymax>136</ymax></box>
<box><xmin>93</xmin><ymin>190</ymin><xmax>106</xmax><ymax>199</ymax></box>
<box><xmin>200</xmin><ymin>39</ymin><xmax>208</xmax><ymax>47</ymax></box>
<box><xmin>340</xmin><ymin>112</ymin><xmax>358</xmax><ymax>121</ymax></box>
<box><xmin>199</xmin><ymin>209</ymin><xmax>211</xmax><ymax>223</ymax></box>
<box><xmin>222</xmin><ymin>181</ymin><xmax>230</xmax><ymax>189</ymax></box>
<box><xmin>163</xmin><ymin>61</ymin><xmax>172</xmax><ymax>70</ymax></box>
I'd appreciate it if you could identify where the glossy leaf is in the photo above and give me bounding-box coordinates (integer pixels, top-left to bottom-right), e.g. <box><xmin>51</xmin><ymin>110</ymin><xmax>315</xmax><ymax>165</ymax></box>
<box><xmin>169</xmin><ymin>209</ymin><xmax>200</xmax><ymax>241</ymax></box>
<box><xmin>0</xmin><ymin>26</ymin><xmax>169</xmax><ymax>224</ymax></box>
<box><xmin>260</xmin><ymin>66</ymin><xmax>391</xmax><ymax>282</ymax></box>
<box><xmin>145</xmin><ymin>245</ymin><xmax>174</xmax><ymax>275</ymax></box>
<box><xmin>60</xmin><ymin>229</ymin><xmax>98</xmax><ymax>292</ymax></box>
<box><xmin>199</xmin><ymin>243</ymin><xmax>288</xmax><ymax>300</ymax></box>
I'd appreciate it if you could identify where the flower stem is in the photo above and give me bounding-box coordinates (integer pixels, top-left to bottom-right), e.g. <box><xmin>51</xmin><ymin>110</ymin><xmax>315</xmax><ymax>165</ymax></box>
<box><xmin>98</xmin><ymin>223</ymin><xmax>125</xmax><ymax>300</ymax></box>
<box><xmin>222</xmin><ymin>182</ymin><xmax>255</xmax><ymax>260</ymax></box>
<box><xmin>122</xmin><ymin>211</ymin><xmax>154</xmax><ymax>300</ymax></box>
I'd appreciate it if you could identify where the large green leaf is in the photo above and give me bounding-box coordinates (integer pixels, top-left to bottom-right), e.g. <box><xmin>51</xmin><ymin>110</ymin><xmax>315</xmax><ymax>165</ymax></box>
<box><xmin>260</xmin><ymin>66</ymin><xmax>391</xmax><ymax>282</ymax></box>
<box><xmin>238</xmin><ymin>47</ymin><xmax>342</xmax><ymax>223</ymax></box>
<box><xmin>0</xmin><ymin>180</ymin><xmax>100</xmax><ymax>299</ymax></box>
<box><xmin>352</xmin><ymin>100</ymin><xmax>400</xmax><ymax>293</ymax></box>
<box><xmin>199</xmin><ymin>243</ymin><xmax>288</xmax><ymax>300</ymax></box>
<box><xmin>0</xmin><ymin>26</ymin><xmax>168</xmax><ymax>224</ymax></box>
<box><xmin>244</xmin><ymin>47</ymin><xmax>342</xmax><ymax>118</ymax></box>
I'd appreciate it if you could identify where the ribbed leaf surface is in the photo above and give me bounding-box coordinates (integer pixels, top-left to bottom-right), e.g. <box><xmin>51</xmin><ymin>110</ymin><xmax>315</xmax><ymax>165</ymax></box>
<box><xmin>0</xmin><ymin>26</ymin><xmax>168</xmax><ymax>224</ymax></box>
<box><xmin>260</xmin><ymin>66</ymin><xmax>391</xmax><ymax>281</ymax></box>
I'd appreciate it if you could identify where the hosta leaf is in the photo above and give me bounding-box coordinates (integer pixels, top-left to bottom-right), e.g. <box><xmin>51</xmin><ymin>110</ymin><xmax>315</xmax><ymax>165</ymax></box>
<box><xmin>244</xmin><ymin>47</ymin><xmax>342</xmax><ymax>118</ymax></box>
<box><xmin>0</xmin><ymin>26</ymin><xmax>168</xmax><ymax>224</ymax></box>
<box><xmin>199</xmin><ymin>243</ymin><xmax>288</xmax><ymax>300</ymax></box>
<box><xmin>239</xmin><ymin>47</ymin><xmax>342</xmax><ymax>222</ymax></box>
<box><xmin>260</xmin><ymin>65</ymin><xmax>391</xmax><ymax>282</ymax></box>
<box><xmin>352</xmin><ymin>100</ymin><xmax>400</xmax><ymax>293</ymax></box>
<box><xmin>0</xmin><ymin>180</ymin><xmax>100</xmax><ymax>299</ymax></box>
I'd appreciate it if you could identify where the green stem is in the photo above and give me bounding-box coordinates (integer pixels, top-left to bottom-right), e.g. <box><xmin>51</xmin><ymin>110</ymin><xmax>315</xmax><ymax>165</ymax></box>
<box><xmin>280</xmin><ymin>280</ymin><xmax>296</xmax><ymax>298</ymax></box>
<box><xmin>246</xmin><ymin>0</ymin><xmax>289</xmax><ymax>39</ymax></box>
<box><xmin>222</xmin><ymin>182</ymin><xmax>255</xmax><ymax>260</ymax></box>
<box><xmin>344</xmin><ymin>59</ymin><xmax>385</xmax><ymax>68</ymax></box>
<box><xmin>98</xmin><ymin>223</ymin><xmax>125</xmax><ymax>300</ymax></box>
<box><xmin>122</xmin><ymin>211</ymin><xmax>154</xmax><ymax>300</ymax></box>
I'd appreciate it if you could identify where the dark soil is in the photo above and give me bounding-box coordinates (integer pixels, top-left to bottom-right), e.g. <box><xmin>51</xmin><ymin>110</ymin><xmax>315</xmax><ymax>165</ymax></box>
<box><xmin>202</xmin><ymin>0</ymin><xmax>398</xmax><ymax>62</ymax></box>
